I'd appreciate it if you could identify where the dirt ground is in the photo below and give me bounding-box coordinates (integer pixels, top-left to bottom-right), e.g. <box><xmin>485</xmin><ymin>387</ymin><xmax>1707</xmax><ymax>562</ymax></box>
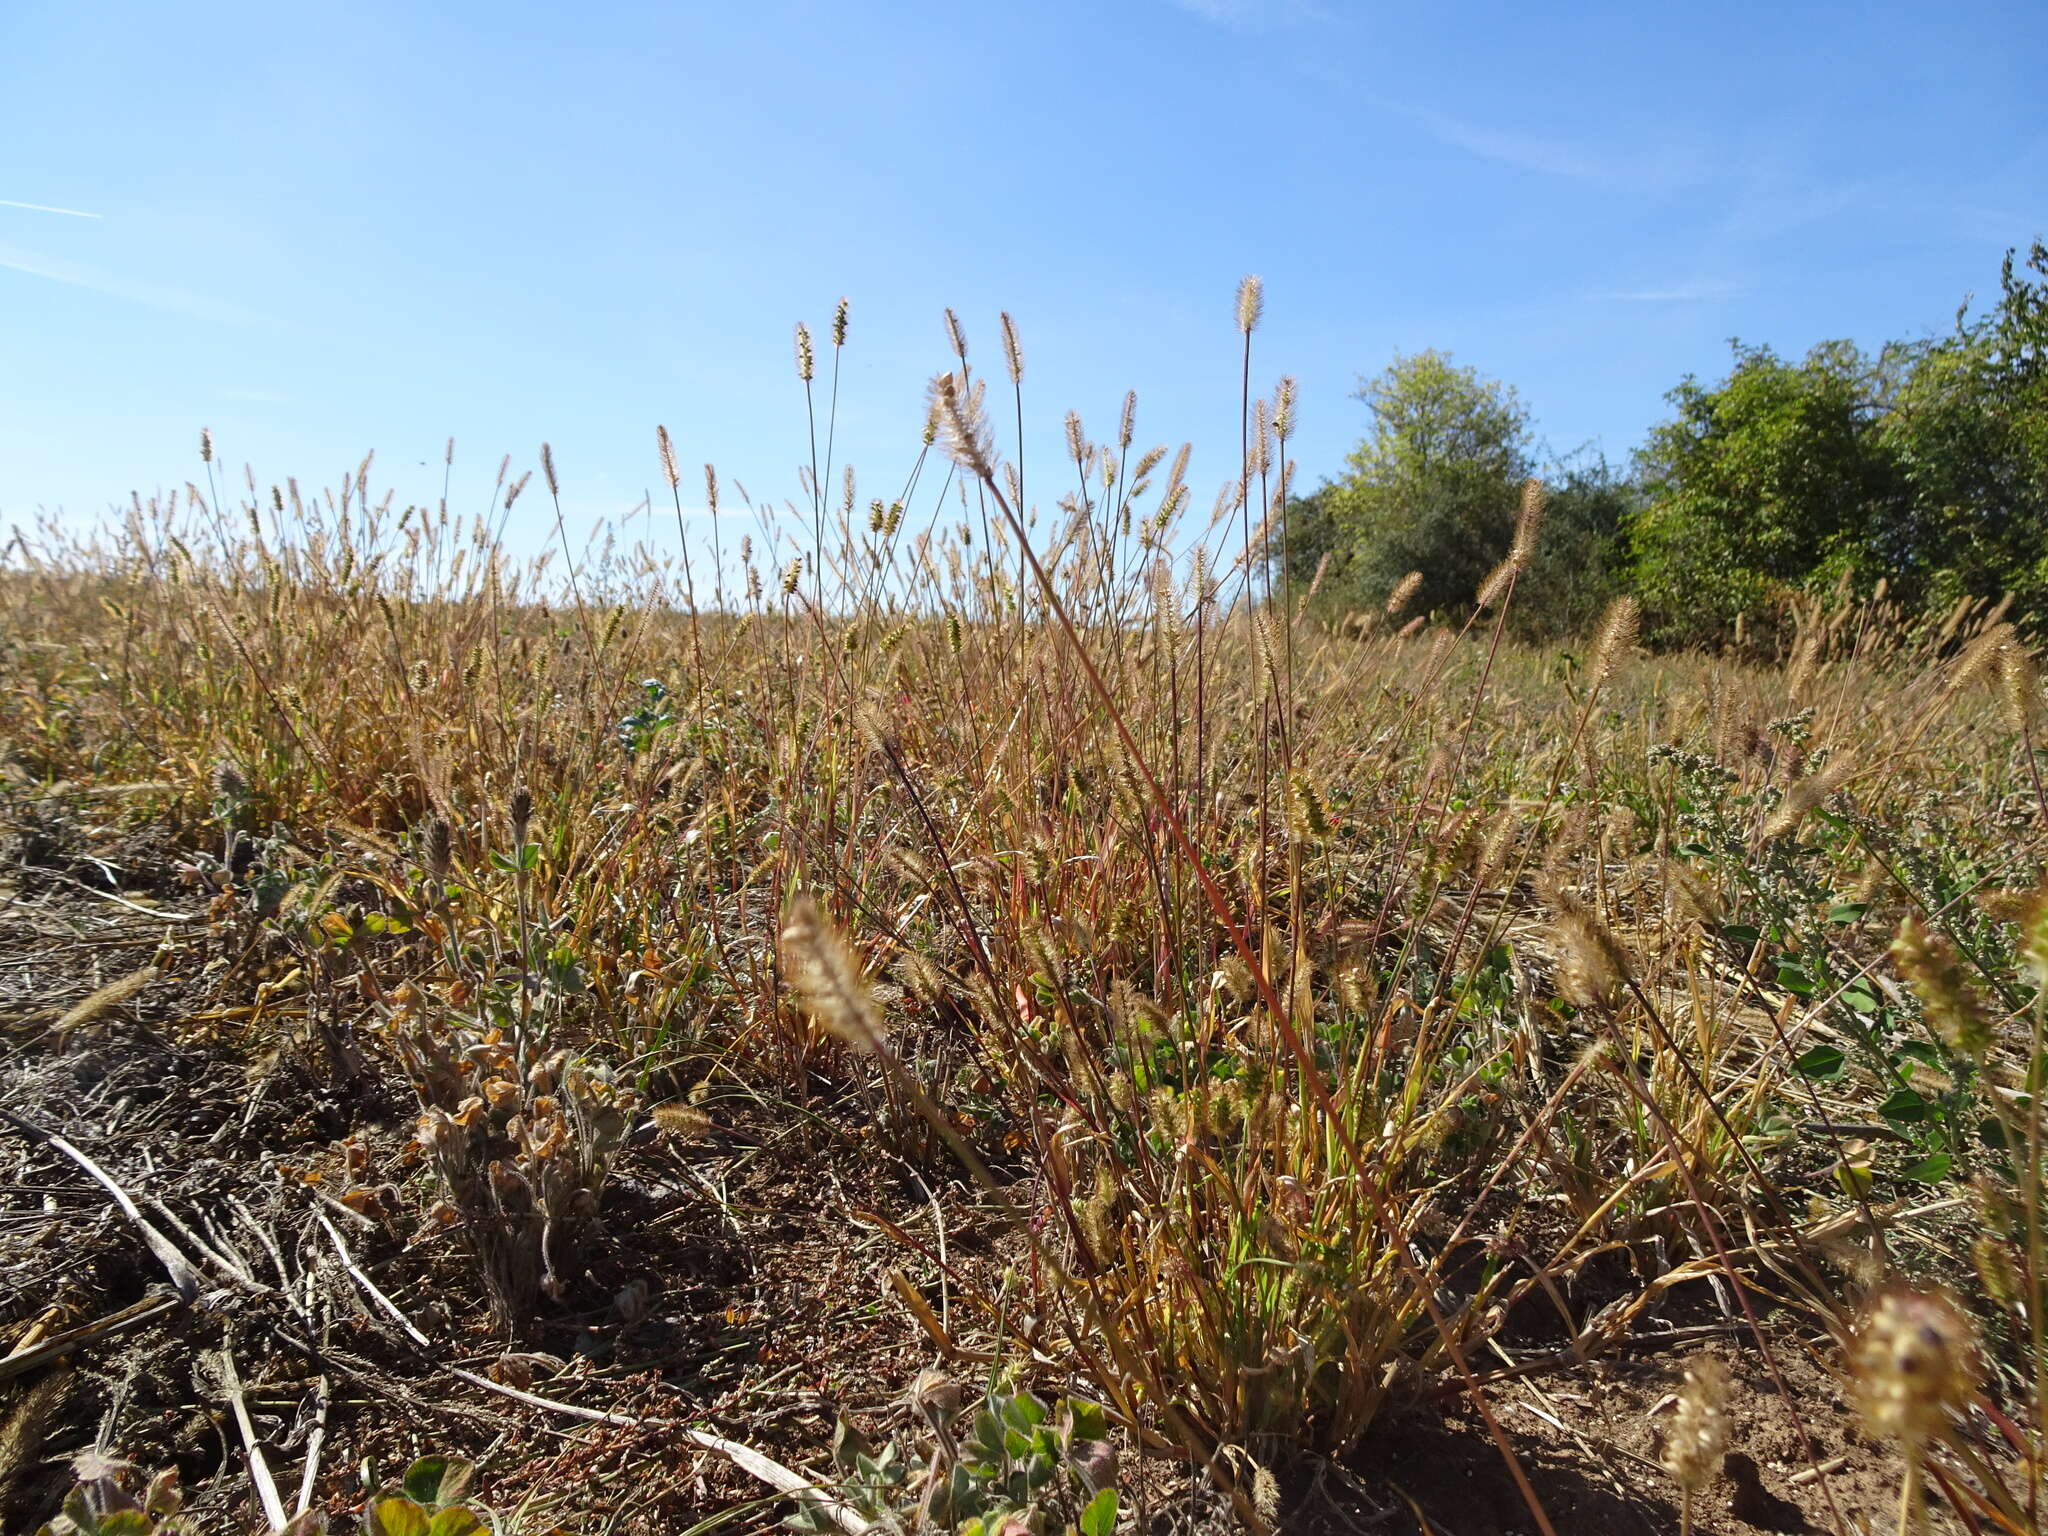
<box><xmin>0</xmin><ymin>821</ymin><xmax>1955</xmax><ymax>1535</ymax></box>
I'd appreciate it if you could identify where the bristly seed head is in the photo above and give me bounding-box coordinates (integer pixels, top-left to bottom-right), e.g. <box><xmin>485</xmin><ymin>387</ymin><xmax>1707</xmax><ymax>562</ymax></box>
<box><xmin>831</xmin><ymin>296</ymin><xmax>849</xmax><ymax>348</ymax></box>
<box><xmin>1510</xmin><ymin>476</ymin><xmax>1546</xmax><ymax>565</ymax></box>
<box><xmin>199</xmin><ymin>427</ymin><xmax>215</xmax><ymax>464</ymax></box>
<box><xmin>1235</xmin><ymin>274</ymin><xmax>1264</xmax><ymax>335</ymax></box>
<box><xmin>1661</xmin><ymin>1354</ymin><xmax>1732</xmax><ymax>1496</ymax></box>
<box><xmin>424</xmin><ymin>815</ymin><xmax>452</xmax><ymax>878</ymax></box>
<box><xmin>780</xmin><ymin>892</ymin><xmax>885</xmax><ymax>1053</ymax></box>
<box><xmin>1546</xmin><ymin>885</ymin><xmax>1632</xmax><ymax>1008</ymax></box>
<box><xmin>1589</xmin><ymin>596</ymin><xmax>1640</xmax><ymax>689</ymax></box>
<box><xmin>1850</xmin><ymin>1282</ymin><xmax>1978</xmax><ymax>1454</ymax></box>
<box><xmin>929</xmin><ymin>372</ymin><xmax>996</xmax><ymax>483</ymax></box>
<box><xmin>656</xmin><ymin>425</ymin><xmax>680</xmax><ymax>490</ymax></box>
<box><xmin>1996</xmin><ymin>636</ymin><xmax>2040</xmax><ymax>734</ymax></box>
<box><xmin>999</xmin><ymin>310</ymin><xmax>1024</xmax><ymax>385</ymax></box>
<box><xmin>1891</xmin><ymin>914</ymin><xmax>1993</xmax><ymax>1058</ymax></box>
<box><xmin>794</xmin><ymin>322</ymin><xmax>815</xmax><ymax>383</ymax></box>
<box><xmin>1385</xmin><ymin>570</ymin><xmax>1424</xmax><ymax>618</ymax></box>
<box><xmin>509</xmin><ymin>783</ymin><xmax>533</xmax><ymax>838</ymax></box>
<box><xmin>540</xmin><ymin>442</ymin><xmax>559</xmax><ymax>497</ymax></box>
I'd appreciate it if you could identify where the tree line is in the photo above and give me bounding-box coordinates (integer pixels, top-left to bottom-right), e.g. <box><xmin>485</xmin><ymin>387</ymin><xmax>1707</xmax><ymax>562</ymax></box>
<box><xmin>1279</xmin><ymin>240</ymin><xmax>2048</xmax><ymax>648</ymax></box>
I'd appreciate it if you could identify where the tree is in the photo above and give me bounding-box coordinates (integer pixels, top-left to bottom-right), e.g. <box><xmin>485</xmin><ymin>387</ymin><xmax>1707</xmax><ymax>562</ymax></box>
<box><xmin>1875</xmin><ymin>240</ymin><xmax>2048</xmax><ymax>617</ymax></box>
<box><xmin>1277</xmin><ymin>354</ymin><xmax>1631</xmax><ymax>638</ymax></box>
<box><xmin>1272</xmin><ymin>482</ymin><xmax>1349</xmax><ymax>605</ymax></box>
<box><xmin>1317</xmin><ymin>350</ymin><xmax>1534</xmax><ymax>619</ymax></box>
<box><xmin>1625</xmin><ymin>340</ymin><xmax>1907</xmax><ymax>647</ymax></box>
<box><xmin>1514</xmin><ymin>450</ymin><xmax>1638</xmax><ymax>641</ymax></box>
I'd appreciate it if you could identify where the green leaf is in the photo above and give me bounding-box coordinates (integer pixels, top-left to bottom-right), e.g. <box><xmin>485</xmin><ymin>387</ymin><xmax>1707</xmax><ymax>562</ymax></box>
<box><xmin>1002</xmin><ymin>1390</ymin><xmax>1047</xmax><ymax>1432</ymax></box>
<box><xmin>427</xmin><ymin>1510</ymin><xmax>482</xmax><ymax>1536</ymax></box>
<box><xmin>1900</xmin><ymin>1153</ymin><xmax>1953</xmax><ymax>1183</ymax></box>
<box><xmin>1980</xmin><ymin>1116</ymin><xmax>2010</xmax><ymax>1150</ymax></box>
<box><xmin>1794</xmin><ymin>1045</ymin><xmax>1845</xmax><ymax>1080</ymax></box>
<box><xmin>1827</xmin><ymin>902</ymin><xmax>1869</xmax><ymax>924</ymax></box>
<box><xmin>1064</xmin><ymin>1398</ymin><xmax>1110</xmax><ymax>1444</ymax></box>
<box><xmin>97</xmin><ymin>1515</ymin><xmax>152</xmax><ymax>1536</ymax></box>
<box><xmin>1878</xmin><ymin>1088</ymin><xmax>1929</xmax><ymax>1124</ymax></box>
<box><xmin>1080</xmin><ymin>1488</ymin><xmax>1120</xmax><ymax>1536</ymax></box>
<box><xmin>830</xmin><ymin>1417</ymin><xmax>875</xmax><ymax>1474</ymax></box>
<box><xmin>1775</xmin><ymin>962</ymin><xmax>1816</xmax><ymax>998</ymax></box>
<box><xmin>61</xmin><ymin>1487</ymin><xmax>99</xmax><ymax>1534</ymax></box>
<box><xmin>366</xmin><ymin>1498</ymin><xmax>430</xmax><ymax>1536</ymax></box>
<box><xmin>404</xmin><ymin>1457</ymin><xmax>458</xmax><ymax>1508</ymax></box>
<box><xmin>1896</xmin><ymin>1041</ymin><xmax>1944</xmax><ymax>1070</ymax></box>
<box><xmin>1721</xmin><ymin>924</ymin><xmax>1761</xmax><ymax>947</ymax></box>
<box><xmin>1839</xmin><ymin>985</ymin><xmax>1880</xmax><ymax>1015</ymax></box>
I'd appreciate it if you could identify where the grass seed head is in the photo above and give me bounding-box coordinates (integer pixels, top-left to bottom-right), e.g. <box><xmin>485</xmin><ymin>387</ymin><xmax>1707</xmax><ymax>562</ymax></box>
<box><xmin>1589</xmin><ymin>596</ymin><xmax>1639</xmax><ymax>689</ymax></box>
<box><xmin>1997</xmin><ymin>636</ymin><xmax>2040</xmax><ymax>733</ymax></box>
<box><xmin>1850</xmin><ymin>1283</ymin><xmax>1978</xmax><ymax>1453</ymax></box>
<box><xmin>652</xmin><ymin>1102</ymin><xmax>714</xmax><ymax>1141</ymax></box>
<box><xmin>1510</xmin><ymin>476</ymin><xmax>1546</xmax><ymax>566</ymax></box>
<box><xmin>999</xmin><ymin>310</ymin><xmax>1024</xmax><ymax>384</ymax></box>
<box><xmin>1235</xmin><ymin>273</ymin><xmax>1264</xmax><ymax>334</ymax></box>
<box><xmin>930</xmin><ymin>372</ymin><xmax>996</xmax><ymax>482</ymax></box>
<box><xmin>781</xmin><ymin>893</ymin><xmax>884</xmax><ymax>1053</ymax></box>
<box><xmin>1274</xmin><ymin>375</ymin><xmax>1297</xmax><ymax>438</ymax></box>
<box><xmin>1891</xmin><ymin>913</ymin><xmax>1992</xmax><ymax>1058</ymax></box>
<box><xmin>1547</xmin><ymin>887</ymin><xmax>1631</xmax><ymax>1009</ymax></box>
<box><xmin>1661</xmin><ymin>1354</ymin><xmax>1732</xmax><ymax>1495</ymax></box>
<box><xmin>424</xmin><ymin>815</ymin><xmax>452</xmax><ymax>878</ymax></box>
<box><xmin>656</xmin><ymin>425</ymin><xmax>680</xmax><ymax>489</ymax></box>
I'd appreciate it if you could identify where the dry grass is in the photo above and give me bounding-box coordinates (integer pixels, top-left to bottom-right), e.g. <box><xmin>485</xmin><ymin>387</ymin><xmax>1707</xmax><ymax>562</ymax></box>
<box><xmin>4</xmin><ymin>294</ymin><xmax>2046</xmax><ymax>1534</ymax></box>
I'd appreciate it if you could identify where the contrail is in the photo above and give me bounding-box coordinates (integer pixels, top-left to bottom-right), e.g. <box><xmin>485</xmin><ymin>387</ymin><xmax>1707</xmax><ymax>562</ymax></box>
<box><xmin>0</xmin><ymin>199</ymin><xmax>101</xmax><ymax>219</ymax></box>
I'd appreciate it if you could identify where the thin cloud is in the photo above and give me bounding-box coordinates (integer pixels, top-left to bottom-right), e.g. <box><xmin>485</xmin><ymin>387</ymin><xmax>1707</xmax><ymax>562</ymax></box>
<box><xmin>1602</xmin><ymin>278</ymin><xmax>1751</xmax><ymax>304</ymax></box>
<box><xmin>1409</xmin><ymin>109</ymin><xmax>1705</xmax><ymax>193</ymax></box>
<box><xmin>0</xmin><ymin>243</ymin><xmax>277</xmax><ymax>329</ymax></box>
<box><xmin>1427</xmin><ymin>117</ymin><xmax>1613</xmax><ymax>183</ymax></box>
<box><xmin>1167</xmin><ymin>0</ymin><xmax>1329</xmax><ymax>24</ymax></box>
<box><xmin>0</xmin><ymin>198</ymin><xmax>101</xmax><ymax>219</ymax></box>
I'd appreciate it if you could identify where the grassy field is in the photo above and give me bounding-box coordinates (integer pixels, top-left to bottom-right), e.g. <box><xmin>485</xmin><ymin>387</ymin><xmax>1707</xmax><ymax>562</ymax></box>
<box><xmin>3</xmin><ymin>313</ymin><xmax>2046</xmax><ymax>1535</ymax></box>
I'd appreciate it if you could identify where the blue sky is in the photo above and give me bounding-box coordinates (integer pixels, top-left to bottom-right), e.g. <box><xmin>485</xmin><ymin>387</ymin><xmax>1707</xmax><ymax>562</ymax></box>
<box><xmin>2</xmin><ymin>0</ymin><xmax>2041</xmax><ymax>566</ymax></box>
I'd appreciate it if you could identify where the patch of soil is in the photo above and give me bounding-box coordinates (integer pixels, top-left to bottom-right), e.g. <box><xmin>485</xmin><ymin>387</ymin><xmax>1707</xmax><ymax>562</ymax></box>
<box><xmin>1340</xmin><ymin>1335</ymin><xmax>1906</xmax><ymax>1536</ymax></box>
